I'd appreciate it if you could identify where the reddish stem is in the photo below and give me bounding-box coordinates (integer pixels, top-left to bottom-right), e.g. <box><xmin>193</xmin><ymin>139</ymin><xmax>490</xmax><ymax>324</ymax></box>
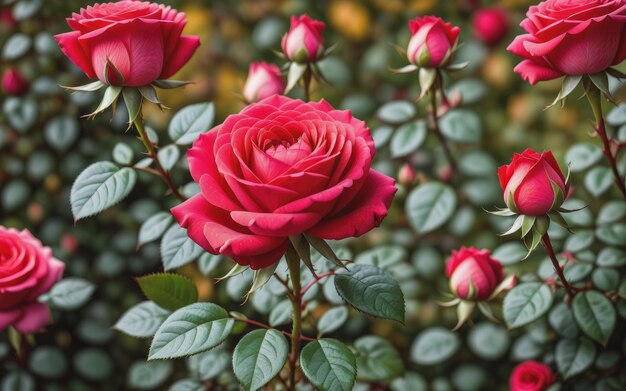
<box><xmin>300</xmin><ymin>271</ymin><xmax>335</xmax><ymax>298</ymax></box>
<box><xmin>235</xmin><ymin>317</ymin><xmax>314</xmax><ymax>342</ymax></box>
<box><xmin>541</xmin><ymin>233</ymin><xmax>575</xmax><ymax>302</ymax></box>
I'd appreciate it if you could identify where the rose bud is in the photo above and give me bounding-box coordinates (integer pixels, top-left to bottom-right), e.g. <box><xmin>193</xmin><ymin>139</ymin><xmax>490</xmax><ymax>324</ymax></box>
<box><xmin>0</xmin><ymin>226</ymin><xmax>65</xmax><ymax>333</ymax></box>
<box><xmin>446</xmin><ymin>247</ymin><xmax>504</xmax><ymax>301</ymax></box>
<box><xmin>398</xmin><ymin>163</ymin><xmax>416</xmax><ymax>187</ymax></box>
<box><xmin>510</xmin><ymin>361</ymin><xmax>555</xmax><ymax>391</ymax></box>
<box><xmin>55</xmin><ymin>1</ymin><xmax>200</xmax><ymax>86</ymax></box>
<box><xmin>243</xmin><ymin>62</ymin><xmax>284</xmax><ymax>103</ymax></box>
<box><xmin>508</xmin><ymin>0</ymin><xmax>626</xmax><ymax>84</ymax></box>
<box><xmin>0</xmin><ymin>8</ymin><xmax>16</xmax><ymax>29</ymax></box>
<box><xmin>407</xmin><ymin>16</ymin><xmax>460</xmax><ymax>68</ymax></box>
<box><xmin>498</xmin><ymin>149</ymin><xmax>567</xmax><ymax>216</ymax></box>
<box><xmin>281</xmin><ymin>14</ymin><xmax>325</xmax><ymax>63</ymax></box>
<box><xmin>472</xmin><ymin>7</ymin><xmax>509</xmax><ymax>47</ymax></box>
<box><xmin>2</xmin><ymin>68</ymin><xmax>30</xmax><ymax>96</ymax></box>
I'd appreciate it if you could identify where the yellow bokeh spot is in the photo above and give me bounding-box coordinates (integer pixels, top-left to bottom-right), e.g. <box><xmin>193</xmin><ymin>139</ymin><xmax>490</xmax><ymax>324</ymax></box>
<box><xmin>328</xmin><ymin>0</ymin><xmax>372</xmax><ymax>41</ymax></box>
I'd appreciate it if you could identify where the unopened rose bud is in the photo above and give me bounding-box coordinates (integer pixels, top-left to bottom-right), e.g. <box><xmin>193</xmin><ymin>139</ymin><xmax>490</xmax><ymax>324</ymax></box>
<box><xmin>447</xmin><ymin>247</ymin><xmax>504</xmax><ymax>301</ymax></box>
<box><xmin>407</xmin><ymin>16</ymin><xmax>460</xmax><ymax>68</ymax></box>
<box><xmin>472</xmin><ymin>7</ymin><xmax>509</xmax><ymax>47</ymax></box>
<box><xmin>281</xmin><ymin>14</ymin><xmax>325</xmax><ymax>63</ymax></box>
<box><xmin>2</xmin><ymin>68</ymin><xmax>29</xmax><ymax>96</ymax></box>
<box><xmin>398</xmin><ymin>164</ymin><xmax>416</xmax><ymax>187</ymax></box>
<box><xmin>243</xmin><ymin>62</ymin><xmax>284</xmax><ymax>103</ymax></box>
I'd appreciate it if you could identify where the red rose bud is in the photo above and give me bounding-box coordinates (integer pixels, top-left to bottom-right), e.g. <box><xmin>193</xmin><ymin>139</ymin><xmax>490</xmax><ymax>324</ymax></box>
<box><xmin>281</xmin><ymin>14</ymin><xmax>325</xmax><ymax>63</ymax></box>
<box><xmin>398</xmin><ymin>163</ymin><xmax>416</xmax><ymax>187</ymax></box>
<box><xmin>498</xmin><ymin>149</ymin><xmax>567</xmax><ymax>216</ymax></box>
<box><xmin>407</xmin><ymin>16</ymin><xmax>460</xmax><ymax>68</ymax></box>
<box><xmin>0</xmin><ymin>8</ymin><xmax>16</xmax><ymax>28</ymax></box>
<box><xmin>2</xmin><ymin>68</ymin><xmax>29</xmax><ymax>96</ymax></box>
<box><xmin>508</xmin><ymin>0</ymin><xmax>626</xmax><ymax>84</ymax></box>
<box><xmin>446</xmin><ymin>247</ymin><xmax>504</xmax><ymax>301</ymax></box>
<box><xmin>55</xmin><ymin>1</ymin><xmax>200</xmax><ymax>86</ymax></box>
<box><xmin>472</xmin><ymin>7</ymin><xmax>509</xmax><ymax>47</ymax></box>
<box><xmin>510</xmin><ymin>361</ymin><xmax>555</xmax><ymax>391</ymax></box>
<box><xmin>243</xmin><ymin>62</ymin><xmax>284</xmax><ymax>103</ymax></box>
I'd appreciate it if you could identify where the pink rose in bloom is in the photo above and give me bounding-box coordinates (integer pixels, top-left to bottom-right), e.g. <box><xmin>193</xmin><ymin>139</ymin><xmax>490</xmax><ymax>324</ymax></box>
<box><xmin>55</xmin><ymin>0</ymin><xmax>200</xmax><ymax>86</ymax></box>
<box><xmin>498</xmin><ymin>149</ymin><xmax>566</xmax><ymax>216</ymax></box>
<box><xmin>472</xmin><ymin>7</ymin><xmax>509</xmax><ymax>46</ymax></box>
<box><xmin>407</xmin><ymin>16</ymin><xmax>460</xmax><ymax>68</ymax></box>
<box><xmin>0</xmin><ymin>227</ymin><xmax>65</xmax><ymax>333</ymax></box>
<box><xmin>243</xmin><ymin>62</ymin><xmax>284</xmax><ymax>103</ymax></box>
<box><xmin>281</xmin><ymin>14</ymin><xmax>325</xmax><ymax>63</ymax></box>
<box><xmin>510</xmin><ymin>361</ymin><xmax>556</xmax><ymax>391</ymax></box>
<box><xmin>507</xmin><ymin>0</ymin><xmax>626</xmax><ymax>84</ymax></box>
<box><xmin>446</xmin><ymin>247</ymin><xmax>504</xmax><ymax>301</ymax></box>
<box><xmin>172</xmin><ymin>95</ymin><xmax>397</xmax><ymax>269</ymax></box>
<box><xmin>2</xmin><ymin>68</ymin><xmax>29</xmax><ymax>96</ymax></box>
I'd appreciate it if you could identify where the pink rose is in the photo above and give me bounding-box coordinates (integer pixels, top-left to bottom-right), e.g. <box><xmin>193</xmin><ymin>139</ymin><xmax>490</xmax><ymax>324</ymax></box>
<box><xmin>446</xmin><ymin>247</ymin><xmax>504</xmax><ymax>301</ymax></box>
<box><xmin>510</xmin><ymin>361</ymin><xmax>556</xmax><ymax>391</ymax></box>
<box><xmin>243</xmin><ymin>62</ymin><xmax>284</xmax><ymax>103</ymax></box>
<box><xmin>407</xmin><ymin>16</ymin><xmax>460</xmax><ymax>68</ymax></box>
<box><xmin>498</xmin><ymin>149</ymin><xmax>566</xmax><ymax>216</ymax></box>
<box><xmin>472</xmin><ymin>7</ymin><xmax>509</xmax><ymax>46</ymax></box>
<box><xmin>2</xmin><ymin>68</ymin><xmax>29</xmax><ymax>96</ymax></box>
<box><xmin>0</xmin><ymin>227</ymin><xmax>65</xmax><ymax>333</ymax></box>
<box><xmin>508</xmin><ymin>0</ymin><xmax>626</xmax><ymax>85</ymax></box>
<box><xmin>55</xmin><ymin>0</ymin><xmax>200</xmax><ymax>86</ymax></box>
<box><xmin>172</xmin><ymin>95</ymin><xmax>396</xmax><ymax>269</ymax></box>
<box><xmin>281</xmin><ymin>14</ymin><xmax>325</xmax><ymax>63</ymax></box>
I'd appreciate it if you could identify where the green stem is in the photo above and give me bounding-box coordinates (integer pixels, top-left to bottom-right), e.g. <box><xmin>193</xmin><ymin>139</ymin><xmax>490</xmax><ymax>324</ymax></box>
<box><xmin>302</xmin><ymin>65</ymin><xmax>312</xmax><ymax>102</ymax></box>
<box><xmin>133</xmin><ymin>116</ymin><xmax>185</xmax><ymax>201</ymax></box>
<box><xmin>287</xmin><ymin>252</ymin><xmax>302</xmax><ymax>390</ymax></box>
<box><xmin>430</xmin><ymin>72</ymin><xmax>457</xmax><ymax>178</ymax></box>
<box><xmin>586</xmin><ymin>86</ymin><xmax>626</xmax><ymax>203</ymax></box>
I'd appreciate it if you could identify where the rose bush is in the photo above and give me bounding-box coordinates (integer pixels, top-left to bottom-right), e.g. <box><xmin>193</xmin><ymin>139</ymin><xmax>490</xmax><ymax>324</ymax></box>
<box><xmin>0</xmin><ymin>227</ymin><xmax>64</xmax><ymax>334</ymax></box>
<box><xmin>55</xmin><ymin>0</ymin><xmax>200</xmax><ymax>86</ymax></box>
<box><xmin>407</xmin><ymin>16</ymin><xmax>460</xmax><ymax>68</ymax></box>
<box><xmin>242</xmin><ymin>62</ymin><xmax>284</xmax><ymax>103</ymax></box>
<box><xmin>508</xmin><ymin>0</ymin><xmax>626</xmax><ymax>84</ymax></box>
<box><xmin>498</xmin><ymin>149</ymin><xmax>566</xmax><ymax>216</ymax></box>
<box><xmin>510</xmin><ymin>361</ymin><xmax>556</xmax><ymax>391</ymax></box>
<box><xmin>172</xmin><ymin>95</ymin><xmax>396</xmax><ymax>269</ymax></box>
<box><xmin>446</xmin><ymin>247</ymin><xmax>504</xmax><ymax>301</ymax></box>
<box><xmin>281</xmin><ymin>14</ymin><xmax>325</xmax><ymax>63</ymax></box>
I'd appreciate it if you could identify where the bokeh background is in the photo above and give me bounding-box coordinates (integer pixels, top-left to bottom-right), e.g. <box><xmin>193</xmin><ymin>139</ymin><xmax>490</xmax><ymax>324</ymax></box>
<box><xmin>2</xmin><ymin>0</ymin><xmax>626</xmax><ymax>390</ymax></box>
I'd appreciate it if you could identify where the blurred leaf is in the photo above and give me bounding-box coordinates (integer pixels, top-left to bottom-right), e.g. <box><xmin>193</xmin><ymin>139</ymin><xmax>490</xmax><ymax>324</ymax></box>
<box><xmin>377</xmin><ymin>101</ymin><xmax>415</xmax><ymax>124</ymax></box>
<box><xmin>0</xmin><ymin>371</ymin><xmax>35</xmax><ymax>391</ymax></box>
<box><xmin>168</xmin><ymin>379</ymin><xmax>204</xmax><ymax>391</ymax></box>
<box><xmin>3</xmin><ymin>97</ymin><xmax>38</xmax><ymax>132</ymax></box>
<box><xmin>127</xmin><ymin>361</ymin><xmax>173</xmax><ymax>390</ymax></box>
<box><xmin>503</xmin><ymin>282</ymin><xmax>553</xmax><ymax>329</ymax></box>
<box><xmin>584</xmin><ymin>166</ymin><xmax>612</xmax><ymax>197</ymax></box>
<box><xmin>406</xmin><ymin>181</ymin><xmax>457</xmax><ymax>234</ymax></box>
<box><xmin>556</xmin><ymin>338</ymin><xmax>596</xmax><ymax>379</ymax></box>
<box><xmin>12</xmin><ymin>0</ymin><xmax>42</xmax><ymax>21</ymax></box>
<box><xmin>317</xmin><ymin>306</ymin><xmax>349</xmax><ymax>335</ymax></box>
<box><xmin>47</xmin><ymin>278</ymin><xmax>95</xmax><ymax>310</ymax></box>
<box><xmin>28</xmin><ymin>346</ymin><xmax>67</xmax><ymax>379</ymax></box>
<box><xmin>410</xmin><ymin>327</ymin><xmax>460</xmax><ymax>365</ymax></box>
<box><xmin>113</xmin><ymin>143</ymin><xmax>134</xmax><ymax>165</ymax></box>
<box><xmin>2</xmin><ymin>33</ymin><xmax>31</xmax><ymax>60</ymax></box>
<box><xmin>73</xmin><ymin>348</ymin><xmax>113</xmax><ymax>381</ymax></box>
<box><xmin>549</xmin><ymin>302</ymin><xmax>579</xmax><ymax>339</ymax></box>
<box><xmin>597</xmin><ymin>247</ymin><xmax>626</xmax><ymax>267</ymax></box>
<box><xmin>187</xmin><ymin>347</ymin><xmax>230</xmax><ymax>381</ymax></box>
<box><xmin>138</xmin><ymin>212</ymin><xmax>174</xmax><ymax>247</ymax></box>
<box><xmin>114</xmin><ymin>301</ymin><xmax>171</xmax><ymax>338</ymax></box>
<box><xmin>168</xmin><ymin>102</ymin><xmax>215</xmax><ymax>145</ymax></box>
<box><xmin>269</xmin><ymin>299</ymin><xmax>292</xmax><ymax>327</ymax></box>
<box><xmin>354</xmin><ymin>335</ymin><xmax>404</xmax><ymax>382</ymax></box>
<box><xmin>566</xmin><ymin>143</ymin><xmax>603</xmax><ymax>172</ymax></box>
<box><xmin>157</xmin><ymin>145</ymin><xmax>180</xmax><ymax>171</ymax></box>
<box><xmin>595</xmin><ymin>223</ymin><xmax>626</xmax><ymax>246</ymax></box>
<box><xmin>467</xmin><ymin>323</ymin><xmax>510</xmax><ymax>360</ymax></box>
<box><xmin>161</xmin><ymin>224</ymin><xmax>204</xmax><ymax>271</ymax></box>
<box><xmin>592</xmin><ymin>268</ymin><xmax>619</xmax><ymax>292</ymax></box>
<box><xmin>45</xmin><ymin>115</ymin><xmax>79</xmax><ymax>152</ymax></box>
<box><xmin>136</xmin><ymin>273</ymin><xmax>197</xmax><ymax>311</ymax></box>
<box><xmin>390</xmin><ymin>121</ymin><xmax>427</xmax><ymax>158</ymax></box>
<box><xmin>440</xmin><ymin>109</ymin><xmax>482</xmax><ymax>143</ymax></box>
<box><xmin>300</xmin><ymin>339</ymin><xmax>356</xmax><ymax>391</ymax></box>
<box><xmin>597</xmin><ymin>201</ymin><xmax>626</xmax><ymax>225</ymax></box>
<box><xmin>233</xmin><ymin>329</ymin><xmax>288</xmax><ymax>391</ymax></box>
<box><xmin>606</xmin><ymin>103</ymin><xmax>626</xmax><ymax>126</ymax></box>
<box><xmin>149</xmin><ymin>303</ymin><xmax>233</xmax><ymax>360</ymax></box>
<box><xmin>572</xmin><ymin>291</ymin><xmax>616</xmax><ymax>345</ymax></box>
<box><xmin>492</xmin><ymin>242</ymin><xmax>527</xmax><ymax>265</ymax></box>
<box><xmin>390</xmin><ymin>372</ymin><xmax>428</xmax><ymax>391</ymax></box>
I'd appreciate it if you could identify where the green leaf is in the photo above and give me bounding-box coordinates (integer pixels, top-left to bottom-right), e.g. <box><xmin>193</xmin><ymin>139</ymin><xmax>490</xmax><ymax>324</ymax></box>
<box><xmin>597</xmin><ymin>247</ymin><xmax>626</xmax><ymax>267</ymax></box>
<box><xmin>492</xmin><ymin>242</ymin><xmax>527</xmax><ymax>265</ymax></box>
<box><xmin>161</xmin><ymin>225</ymin><xmax>204</xmax><ymax>271</ymax></box>
<box><xmin>187</xmin><ymin>347</ymin><xmax>231</xmax><ymax>380</ymax></box>
<box><xmin>2</xmin><ymin>33</ymin><xmax>31</xmax><ymax>60</ymax></box>
<box><xmin>376</xmin><ymin>101</ymin><xmax>416</xmax><ymax>124</ymax></box>
<box><xmin>390</xmin><ymin>121</ymin><xmax>427</xmax><ymax>158</ymax></box>
<box><xmin>334</xmin><ymin>264</ymin><xmax>404</xmax><ymax>323</ymax></box>
<box><xmin>127</xmin><ymin>361</ymin><xmax>173</xmax><ymax>390</ymax></box>
<box><xmin>44</xmin><ymin>115</ymin><xmax>79</xmax><ymax>152</ymax></box>
<box><xmin>70</xmin><ymin>161</ymin><xmax>137</xmax><ymax>220</ymax></box>
<box><xmin>584</xmin><ymin>166</ymin><xmax>612</xmax><ymax>197</ymax></box>
<box><xmin>556</xmin><ymin>338</ymin><xmax>596</xmax><ymax>379</ymax></box>
<box><xmin>467</xmin><ymin>323</ymin><xmax>510</xmax><ymax>360</ymax></box>
<box><xmin>596</xmin><ymin>223</ymin><xmax>626</xmax><ymax>246</ymax></box>
<box><xmin>406</xmin><ymin>182</ymin><xmax>457</xmax><ymax>234</ymax></box>
<box><xmin>597</xmin><ymin>201</ymin><xmax>626</xmax><ymax>225</ymax></box>
<box><xmin>168</xmin><ymin>379</ymin><xmax>204</xmax><ymax>391</ymax></box>
<box><xmin>149</xmin><ymin>303</ymin><xmax>233</xmax><ymax>360</ymax></box>
<box><xmin>354</xmin><ymin>335</ymin><xmax>404</xmax><ymax>382</ymax></box>
<box><xmin>503</xmin><ymin>282</ymin><xmax>553</xmax><ymax>329</ymax></box>
<box><xmin>114</xmin><ymin>301</ymin><xmax>171</xmax><ymax>338</ymax></box>
<box><xmin>47</xmin><ymin>278</ymin><xmax>95</xmax><ymax>310</ymax></box>
<box><xmin>268</xmin><ymin>299</ymin><xmax>292</xmax><ymax>327</ymax></box>
<box><xmin>112</xmin><ymin>143</ymin><xmax>134</xmax><ymax>165</ymax></box>
<box><xmin>0</xmin><ymin>371</ymin><xmax>35</xmax><ymax>391</ymax></box>
<box><xmin>168</xmin><ymin>102</ymin><xmax>215</xmax><ymax>145</ymax></box>
<box><xmin>439</xmin><ymin>109</ymin><xmax>482</xmax><ymax>143</ymax></box>
<box><xmin>28</xmin><ymin>346</ymin><xmax>67</xmax><ymax>379</ymax></box>
<box><xmin>572</xmin><ymin>290</ymin><xmax>616</xmax><ymax>345</ymax></box>
<box><xmin>410</xmin><ymin>327</ymin><xmax>460</xmax><ymax>365</ymax></box>
<box><xmin>591</xmin><ymin>268</ymin><xmax>619</xmax><ymax>292</ymax></box>
<box><xmin>136</xmin><ymin>273</ymin><xmax>197</xmax><ymax>311</ymax></box>
<box><xmin>390</xmin><ymin>372</ymin><xmax>428</xmax><ymax>391</ymax></box>
<box><xmin>233</xmin><ymin>329</ymin><xmax>289</xmax><ymax>391</ymax></box>
<box><xmin>300</xmin><ymin>339</ymin><xmax>357</xmax><ymax>391</ymax></box>
<box><xmin>138</xmin><ymin>212</ymin><xmax>174</xmax><ymax>247</ymax></box>
<box><xmin>157</xmin><ymin>145</ymin><xmax>180</xmax><ymax>171</ymax></box>
<box><xmin>198</xmin><ymin>253</ymin><xmax>225</xmax><ymax>276</ymax></box>
<box><xmin>317</xmin><ymin>306</ymin><xmax>349</xmax><ymax>335</ymax></box>
<box><xmin>548</xmin><ymin>302</ymin><xmax>579</xmax><ymax>339</ymax></box>
<box><xmin>565</xmin><ymin>143</ymin><xmax>603</xmax><ymax>172</ymax></box>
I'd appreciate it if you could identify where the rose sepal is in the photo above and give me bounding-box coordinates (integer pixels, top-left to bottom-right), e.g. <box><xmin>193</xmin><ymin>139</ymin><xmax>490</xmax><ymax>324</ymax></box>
<box><xmin>244</xmin><ymin>262</ymin><xmax>280</xmax><ymax>302</ymax></box>
<box><xmin>453</xmin><ymin>300</ymin><xmax>475</xmax><ymax>331</ymax></box>
<box><xmin>217</xmin><ymin>262</ymin><xmax>249</xmax><ymax>282</ymax></box>
<box><xmin>303</xmin><ymin>233</ymin><xmax>348</xmax><ymax>270</ymax></box>
<box><xmin>60</xmin><ymin>80</ymin><xmax>105</xmax><ymax>92</ymax></box>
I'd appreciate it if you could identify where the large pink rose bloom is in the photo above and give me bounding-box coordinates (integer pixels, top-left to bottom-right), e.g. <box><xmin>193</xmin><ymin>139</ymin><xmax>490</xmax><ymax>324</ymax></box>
<box><xmin>0</xmin><ymin>227</ymin><xmax>64</xmax><ymax>333</ymax></box>
<box><xmin>172</xmin><ymin>96</ymin><xmax>397</xmax><ymax>269</ymax></box>
<box><xmin>508</xmin><ymin>0</ymin><xmax>626</xmax><ymax>84</ymax></box>
<box><xmin>55</xmin><ymin>0</ymin><xmax>200</xmax><ymax>86</ymax></box>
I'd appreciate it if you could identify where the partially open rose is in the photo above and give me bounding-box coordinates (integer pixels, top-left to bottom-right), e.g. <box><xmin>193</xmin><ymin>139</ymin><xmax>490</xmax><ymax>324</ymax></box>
<box><xmin>55</xmin><ymin>0</ymin><xmax>200</xmax><ymax>86</ymax></box>
<box><xmin>172</xmin><ymin>96</ymin><xmax>396</xmax><ymax>269</ymax></box>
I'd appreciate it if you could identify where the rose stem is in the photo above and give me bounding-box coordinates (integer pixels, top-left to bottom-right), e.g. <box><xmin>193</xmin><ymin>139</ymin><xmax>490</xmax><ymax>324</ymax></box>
<box><xmin>586</xmin><ymin>86</ymin><xmax>626</xmax><ymax>203</ymax></box>
<box><xmin>430</xmin><ymin>71</ymin><xmax>457</xmax><ymax>178</ymax></box>
<box><xmin>234</xmin><ymin>317</ymin><xmax>314</xmax><ymax>342</ymax></box>
<box><xmin>541</xmin><ymin>233</ymin><xmax>575</xmax><ymax>302</ymax></box>
<box><xmin>133</xmin><ymin>114</ymin><xmax>185</xmax><ymax>201</ymax></box>
<box><xmin>302</xmin><ymin>65</ymin><xmax>312</xmax><ymax>102</ymax></box>
<box><xmin>287</xmin><ymin>250</ymin><xmax>302</xmax><ymax>390</ymax></box>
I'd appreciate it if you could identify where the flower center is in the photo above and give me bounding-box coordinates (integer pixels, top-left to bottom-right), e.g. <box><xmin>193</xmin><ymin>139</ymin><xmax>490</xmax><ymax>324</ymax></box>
<box><xmin>264</xmin><ymin>138</ymin><xmax>312</xmax><ymax>167</ymax></box>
